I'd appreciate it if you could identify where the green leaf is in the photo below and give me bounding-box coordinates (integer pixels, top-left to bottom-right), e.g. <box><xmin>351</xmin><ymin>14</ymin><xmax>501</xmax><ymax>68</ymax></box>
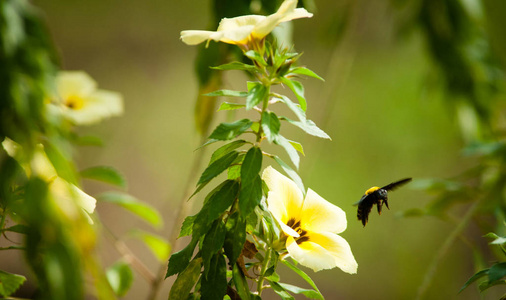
<box><xmin>106</xmin><ymin>261</ymin><xmax>134</xmax><ymax>297</ymax></box>
<box><xmin>179</xmin><ymin>215</ymin><xmax>197</xmax><ymax>238</ymax></box>
<box><xmin>224</xmin><ymin>212</ymin><xmax>246</xmax><ymax>264</ymax></box>
<box><xmin>244</xmin><ymin>50</ymin><xmax>266</xmax><ymax>66</ymax></box>
<box><xmin>44</xmin><ymin>142</ymin><xmax>78</xmax><ymax>184</ymax></box>
<box><xmin>209</xmin><ymin>119</ymin><xmax>253</xmax><ymax>140</ymax></box>
<box><xmin>261</xmin><ymin>112</ymin><xmax>281</xmax><ymax>143</ymax></box>
<box><xmin>98</xmin><ymin>192</ymin><xmax>162</xmax><ymax>228</ymax></box>
<box><xmin>232</xmin><ymin>263</ymin><xmax>251</xmax><ymax>300</ymax></box>
<box><xmin>281</xmin><ymin>260</ymin><xmax>321</xmax><ymax>295</ymax></box>
<box><xmin>269</xmin><ymin>281</ymin><xmax>294</xmax><ymax>300</ymax></box>
<box><xmin>288</xmin><ymin>140</ymin><xmax>304</xmax><ymax>155</ymax></box>
<box><xmin>168</xmin><ymin>257</ymin><xmax>203</xmax><ymax>300</ymax></box>
<box><xmin>459</xmin><ymin>269</ymin><xmax>489</xmax><ymax>293</ymax></box>
<box><xmin>280</xmin><ymin>77</ymin><xmax>306</xmax><ymax>111</ymax></box>
<box><xmin>218</xmin><ymin>102</ymin><xmax>246</xmax><ymax>111</ymax></box>
<box><xmin>239</xmin><ymin>175</ymin><xmax>263</xmax><ymax>217</ymax></box>
<box><xmin>278</xmin><ymin>283</ymin><xmax>323</xmax><ymax>300</ymax></box>
<box><xmin>166</xmin><ymin>238</ymin><xmax>199</xmax><ymax>277</ymax></box>
<box><xmin>209</xmin><ymin>140</ymin><xmax>248</xmax><ymax>165</ymax></box>
<box><xmin>202</xmin><ymin>220</ymin><xmax>227</xmax><ymax>277</ymax></box>
<box><xmin>241</xmin><ymin>147</ymin><xmax>263</xmax><ymax>184</ymax></box>
<box><xmin>80</xmin><ymin>166</ymin><xmax>126</xmax><ymax>188</ymax></box>
<box><xmin>204</xmin><ymin>89</ymin><xmax>249</xmax><ymax>97</ymax></box>
<box><xmin>228</xmin><ymin>165</ymin><xmax>241</xmax><ymax>180</ymax></box>
<box><xmin>0</xmin><ymin>224</ymin><xmax>28</xmax><ymax>234</ymax></box>
<box><xmin>488</xmin><ymin>262</ymin><xmax>506</xmax><ymax>282</ymax></box>
<box><xmin>288</xmin><ymin>67</ymin><xmax>324</xmax><ymax>81</ymax></box>
<box><xmin>201</xmin><ymin>254</ymin><xmax>227</xmax><ymax>300</ymax></box>
<box><xmin>198</xmin><ymin>151</ymin><xmax>239</xmax><ymax>185</ymax></box>
<box><xmin>246</xmin><ymin>82</ymin><xmax>268</xmax><ymax>110</ymax></box>
<box><xmin>211</xmin><ymin>61</ymin><xmax>257</xmax><ymax>73</ymax></box>
<box><xmin>276</xmin><ymin>95</ymin><xmax>305</xmax><ymax>122</ymax></box>
<box><xmin>275</xmin><ymin>135</ymin><xmax>300</xmax><ymax>168</ymax></box>
<box><xmin>272</xmin><ymin>156</ymin><xmax>304</xmax><ymax>192</ymax></box>
<box><xmin>204</xmin><ymin>180</ymin><xmax>240</xmax><ymax>226</ymax></box>
<box><xmin>0</xmin><ymin>270</ymin><xmax>26</xmax><ymax>297</ymax></box>
<box><xmin>284</xmin><ymin>117</ymin><xmax>331</xmax><ymax>140</ymax></box>
<box><xmin>128</xmin><ymin>230</ymin><xmax>171</xmax><ymax>262</ymax></box>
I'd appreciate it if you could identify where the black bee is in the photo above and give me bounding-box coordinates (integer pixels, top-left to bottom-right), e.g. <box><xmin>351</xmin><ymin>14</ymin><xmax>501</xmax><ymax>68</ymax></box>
<box><xmin>354</xmin><ymin>178</ymin><xmax>412</xmax><ymax>226</ymax></box>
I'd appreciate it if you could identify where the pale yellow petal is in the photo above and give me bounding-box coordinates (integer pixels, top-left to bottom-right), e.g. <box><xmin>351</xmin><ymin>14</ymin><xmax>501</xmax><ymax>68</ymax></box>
<box><xmin>61</xmin><ymin>90</ymin><xmax>123</xmax><ymax>125</ymax></box>
<box><xmin>57</xmin><ymin>71</ymin><xmax>97</xmax><ymax>100</ymax></box>
<box><xmin>50</xmin><ymin>177</ymin><xmax>96</xmax><ymax>215</ymax></box>
<box><xmin>253</xmin><ymin>0</ymin><xmax>312</xmax><ymax>39</ymax></box>
<box><xmin>287</xmin><ymin>232</ymin><xmax>357</xmax><ymax>273</ymax></box>
<box><xmin>219</xmin><ymin>25</ymin><xmax>255</xmax><ymax>44</ymax></box>
<box><xmin>180</xmin><ymin>30</ymin><xmax>217</xmax><ymax>45</ymax></box>
<box><xmin>31</xmin><ymin>144</ymin><xmax>57</xmax><ymax>181</ymax></box>
<box><xmin>301</xmin><ymin>188</ymin><xmax>347</xmax><ymax>234</ymax></box>
<box><xmin>279</xmin><ymin>8</ymin><xmax>313</xmax><ymax>23</ymax></box>
<box><xmin>217</xmin><ymin>15</ymin><xmax>265</xmax><ymax>31</ymax></box>
<box><xmin>262</xmin><ymin>166</ymin><xmax>303</xmax><ymax>221</ymax></box>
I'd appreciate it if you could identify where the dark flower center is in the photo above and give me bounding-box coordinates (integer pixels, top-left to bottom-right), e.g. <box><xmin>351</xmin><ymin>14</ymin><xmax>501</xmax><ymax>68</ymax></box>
<box><xmin>286</xmin><ymin>218</ymin><xmax>309</xmax><ymax>245</ymax></box>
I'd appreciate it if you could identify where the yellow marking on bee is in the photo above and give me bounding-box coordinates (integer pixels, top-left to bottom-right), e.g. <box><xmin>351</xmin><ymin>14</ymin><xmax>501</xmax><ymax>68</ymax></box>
<box><xmin>365</xmin><ymin>186</ymin><xmax>380</xmax><ymax>195</ymax></box>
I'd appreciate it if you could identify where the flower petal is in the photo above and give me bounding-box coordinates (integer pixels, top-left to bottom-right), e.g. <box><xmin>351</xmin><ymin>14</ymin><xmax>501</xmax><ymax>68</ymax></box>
<box><xmin>57</xmin><ymin>71</ymin><xmax>97</xmax><ymax>100</ymax></box>
<box><xmin>301</xmin><ymin>188</ymin><xmax>347</xmax><ymax>234</ymax></box>
<box><xmin>279</xmin><ymin>8</ymin><xmax>313</xmax><ymax>23</ymax></box>
<box><xmin>62</xmin><ymin>90</ymin><xmax>123</xmax><ymax>125</ymax></box>
<box><xmin>262</xmin><ymin>166</ymin><xmax>304</xmax><ymax>222</ymax></box>
<box><xmin>287</xmin><ymin>231</ymin><xmax>357</xmax><ymax>273</ymax></box>
<box><xmin>253</xmin><ymin>0</ymin><xmax>312</xmax><ymax>39</ymax></box>
<box><xmin>180</xmin><ymin>30</ymin><xmax>217</xmax><ymax>45</ymax></box>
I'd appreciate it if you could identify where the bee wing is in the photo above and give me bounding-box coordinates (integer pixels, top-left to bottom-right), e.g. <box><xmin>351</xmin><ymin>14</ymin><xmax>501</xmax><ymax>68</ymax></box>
<box><xmin>381</xmin><ymin>178</ymin><xmax>412</xmax><ymax>191</ymax></box>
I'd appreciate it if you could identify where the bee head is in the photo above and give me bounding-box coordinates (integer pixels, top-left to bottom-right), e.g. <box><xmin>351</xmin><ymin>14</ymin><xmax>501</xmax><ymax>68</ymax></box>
<box><xmin>378</xmin><ymin>189</ymin><xmax>388</xmax><ymax>199</ymax></box>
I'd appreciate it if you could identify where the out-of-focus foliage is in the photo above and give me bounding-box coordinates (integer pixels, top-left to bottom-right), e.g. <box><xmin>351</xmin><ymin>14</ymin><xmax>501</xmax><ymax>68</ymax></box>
<box><xmin>0</xmin><ymin>1</ymin><xmax>168</xmax><ymax>299</ymax></box>
<box><xmin>393</xmin><ymin>0</ymin><xmax>506</xmax><ymax>297</ymax></box>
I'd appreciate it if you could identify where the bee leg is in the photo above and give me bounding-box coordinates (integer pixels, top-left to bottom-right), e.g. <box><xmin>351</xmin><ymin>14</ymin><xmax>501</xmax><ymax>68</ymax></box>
<box><xmin>377</xmin><ymin>201</ymin><xmax>383</xmax><ymax>215</ymax></box>
<box><xmin>384</xmin><ymin>198</ymin><xmax>390</xmax><ymax>210</ymax></box>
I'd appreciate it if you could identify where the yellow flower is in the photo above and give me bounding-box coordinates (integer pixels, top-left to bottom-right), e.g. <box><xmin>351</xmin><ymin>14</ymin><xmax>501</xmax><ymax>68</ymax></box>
<box><xmin>50</xmin><ymin>71</ymin><xmax>123</xmax><ymax>126</ymax></box>
<box><xmin>180</xmin><ymin>0</ymin><xmax>312</xmax><ymax>47</ymax></box>
<box><xmin>262</xmin><ymin>166</ymin><xmax>358</xmax><ymax>273</ymax></box>
<box><xmin>2</xmin><ymin>138</ymin><xmax>96</xmax><ymax>220</ymax></box>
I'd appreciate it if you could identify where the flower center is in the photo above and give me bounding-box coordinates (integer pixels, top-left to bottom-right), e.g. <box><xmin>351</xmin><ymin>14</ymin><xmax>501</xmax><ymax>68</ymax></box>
<box><xmin>64</xmin><ymin>95</ymin><xmax>85</xmax><ymax>110</ymax></box>
<box><xmin>286</xmin><ymin>218</ymin><xmax>310</xmax><ymax>245</ymax></box>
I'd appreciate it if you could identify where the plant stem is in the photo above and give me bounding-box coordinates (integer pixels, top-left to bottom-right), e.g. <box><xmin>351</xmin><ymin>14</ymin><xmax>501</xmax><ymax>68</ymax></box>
<box><xmin>256</xmin><ymin>247</ymin><xmax>272</xmax><ymax>295</ymax></box>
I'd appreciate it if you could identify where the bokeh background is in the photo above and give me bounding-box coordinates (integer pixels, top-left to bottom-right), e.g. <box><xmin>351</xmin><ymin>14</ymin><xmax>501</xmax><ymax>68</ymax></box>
<box><xmin>4</xmin><ymin>0</ymin><xmax>505</xmax><ymax>299</ymax></box>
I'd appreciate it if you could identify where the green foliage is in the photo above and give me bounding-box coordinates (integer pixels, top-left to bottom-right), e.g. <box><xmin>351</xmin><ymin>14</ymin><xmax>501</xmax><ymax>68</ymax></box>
<box><xmin>98</xmin><ymin>192</ymin><xmax>162</xmax><ymax>228</ymax></box>
<box><xmin>106</xmin><ymin>261</ymin><xmax>134</xmax><ymax>297</ymax></box>
<box><xmin>0</xmin><ymin>270</ymin><xmax>26</xmax><ymax>297</ymax></box>
<box><xmin>80</xmin><ymin>166</ymin><xmax>127</xmax><ymax>188</ymax></box>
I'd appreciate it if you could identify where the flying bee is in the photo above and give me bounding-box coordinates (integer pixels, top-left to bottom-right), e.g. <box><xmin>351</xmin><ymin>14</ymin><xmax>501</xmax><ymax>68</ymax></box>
<box><xmin>354</xmin><ymin>178</ymin><xmax>412</xmax><ymax>227</ymax></box>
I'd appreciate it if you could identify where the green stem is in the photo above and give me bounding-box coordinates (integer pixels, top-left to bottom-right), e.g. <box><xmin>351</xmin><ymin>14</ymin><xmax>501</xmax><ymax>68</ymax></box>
<box><xmin>257</xmin><ymin>247</ymin><xmax>272</xmax><ymax>295</ymax></box>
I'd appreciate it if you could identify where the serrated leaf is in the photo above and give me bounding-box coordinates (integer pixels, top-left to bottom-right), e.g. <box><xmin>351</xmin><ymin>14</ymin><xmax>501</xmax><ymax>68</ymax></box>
<box><xmin>288</xmin><ymin>140</ymin><xmax>304</xmax><ymax>155</ymax></box>
<box><xmin>232</xmin><ymin>263</ymin><xmax>251</xmax><ymax>300</ymax></box>
<box><xmin>270</xmin><ymin>281</ymin><xmax>294</xmax><ymax>300</ymax></box>
<box><xmin>209</xmin><ymin>140</ymin><xmax>247</xmax><ymax>165</ymax></box>
<box><xmin>198</xmin><ymin>151</ymin><xmax>239</xmax><ymax>185</ymax></box>
<box><xmin>209</xmin><ymin>119</ymin><xmax>252</xmax><ymax>140</ymax></box>
<box><xmin>224</xmin><ymin>212</ymin><xmax>246</xmax><ymax>264</ymax></box>
<box><xmin>241</xmin><ymin>147</ymin><xmax>263</xmax><ymax>184</ymax></box>
<box><xmin>244</xmin><ymin>50</ymin><xmax>266</xmax><ymax>66</ymax></box>
<box><xmin>261</xmin><ymin>112</ymin><xmax>281</xmax><ymax>143</ymax></box>
<box><xmin>276</xmin><ymin>95</ymin><xmax>305</xmax><ymax>122</ymax></box>
<box><xmin>98</xmin><ymin>192</ymin><xmax>162</xmax><ymax>228</ymax></box>
<box><xmin>211</xmin><ymin>61</ymin><xmax>257</xmax><ymax>72</ymax></box>
<box><xmin>80</xmin><ymin>166</ymin><xmax>126</xmax><ymax>188</ymax></box>
<box><xmin>281</xmin><ymin>260</ymin><xmax>321</xmax><ymax>294</ymax></box>
<box><xmin>204</xmin><ymin>180</ymin><xmax>239</xmax><ymax>225</ymax></box>
<box><xmin>0</xmin><ymin>224</ymin><xmax>28</xmax><ymax>234</ymax></box>
<box><xmin>459</xmin><ymin>269</ymin><xmax>489</xmax><ymax>293</ymax></box>
<box><xmin>168</xmin><ymin>257</ymin><xmax>202</xmax><ymax>300</ymax></box>
<box><xmin>201</xmin><ymin>254</ymin><xmax>227</xmax><ymax>300</ymax></box>
<box><xmin>284</xmin><ymin>117</ymin><xmax>331</xmax><ymax>140</ymax></box>
<box><xmin>288</xmin><ymin>67</ymin><xmax>324</xmax><ymax>81</ymax></box>
<box><xmin>488</xmin><ymin>262</ymin><xmax>506</xmax><ymax>282</ymax></box>
<box><xmin>239</xmin><ymin>175</ymin><xmax>262</xmax><ymax>217</ymax></box>
<box><xmin>0</xmin><ymin>270</ymin><xmax>26</xmax><ymax>297</ymax></box>
<box><xmin>179</xmin><ymin>215</ymin><xmax>197</xmax><ymax>238</ymax></box>
<box><xmin>218</xmin><ymin>102</ymin><xmax>246</xmax><ymax>111</ymax></box>
<box><xmin>281</xmin><ymin>77</ymin><xmax>306</xmax><ymax>111</ymax></box>
<box><xmin>202</xmin><ymin>220</ymin><xmax>227</xmax><ymax>277</ymax></box>
<box><xmin>278</xmin><ymin>283</ymin><xmax>323</xmax><ymax>300</ymax></box>
<box><xmin>275</xmin><ymin>135</ymin><xmax>300</xmax><ymax>168</ymax></box>
<box><xmin>228</xmin><ymin>165</ymin><xmax>241</xmax><ymax>180</ymax></box>
<box><xmin>272</xmin><ymin>156</ymin><xmax>304</xmax><ymax>192</ymax></box>
<box><xmin>129</xmin><ymin>230</ymin><xmax>170</xmax><ymax>262</ymax></box>
<box><xmin>246</xmin><ymin>83</ymin><xmax>268</xmax><ymax>110</ymax></box>
<box><xmin>106</xmin><ymin>261</ymin><xmax>133</xmax><ymax>297</ymax></box>
<box><xmin>204</xmin><ymin>90</ymin><xmax>249</xmax><ymax>97</ymax></box>
<box><xmin>166</xmin><ymin>238</ymin><xmax>199</xmax><ymax>278</ymax></box>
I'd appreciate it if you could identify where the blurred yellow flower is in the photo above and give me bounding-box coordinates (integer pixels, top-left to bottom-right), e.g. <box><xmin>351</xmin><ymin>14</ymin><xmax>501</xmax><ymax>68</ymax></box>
<box><xmin>180</xmin><ymin>0</ymin><xmax>312</xmax><ymax>47</ymax></box>
<box><xmin>262</xmin><ymin>166</ymin><xmax>358</xmax><ymax>273</ymax></box>
<box><xmin>50</xmin><ymin>71</ymin><xmax>123</xmax><ymax>126</ymax></box>
<box><xmin>2</xmin><ymin>138</ymin><xmax>96</xmax><ymax>220</ymax></box>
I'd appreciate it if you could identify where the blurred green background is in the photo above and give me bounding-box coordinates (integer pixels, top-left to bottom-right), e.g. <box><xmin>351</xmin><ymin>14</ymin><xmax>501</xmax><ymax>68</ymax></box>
<box><xmin>3</xmin><ymin>0</ymin><xmax>503</xmax><ymax>299</ymax></box>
